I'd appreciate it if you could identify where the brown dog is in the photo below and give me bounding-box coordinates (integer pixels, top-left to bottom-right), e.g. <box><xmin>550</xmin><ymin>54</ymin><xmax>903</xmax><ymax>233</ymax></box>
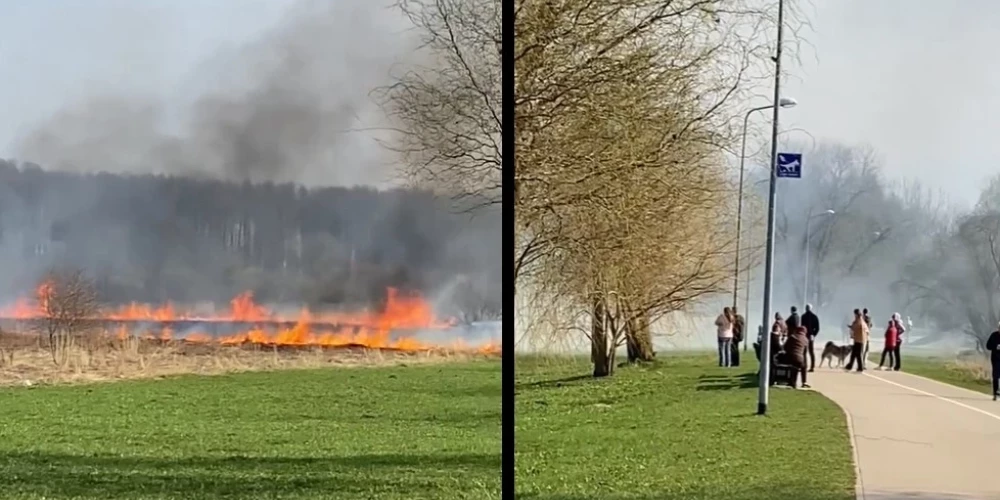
<box><xmin>820</xmin><ymin>341</ymin><xmax>851</xmax><ymax>368</ymax></box>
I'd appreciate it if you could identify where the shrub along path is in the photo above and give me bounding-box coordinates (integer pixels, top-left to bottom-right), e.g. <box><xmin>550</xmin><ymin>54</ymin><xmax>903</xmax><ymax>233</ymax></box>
<box><xmin>515</xmin><ymin>355</ymin><xmax>855</xmax><ymax>500</ymax></box>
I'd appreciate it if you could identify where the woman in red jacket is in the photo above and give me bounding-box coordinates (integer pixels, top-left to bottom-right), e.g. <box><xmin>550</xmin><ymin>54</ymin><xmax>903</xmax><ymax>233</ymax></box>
<box><xmin>878</xmin><ymin>317</ymin><xmax>899</xmax><ymax>370</ymax></box>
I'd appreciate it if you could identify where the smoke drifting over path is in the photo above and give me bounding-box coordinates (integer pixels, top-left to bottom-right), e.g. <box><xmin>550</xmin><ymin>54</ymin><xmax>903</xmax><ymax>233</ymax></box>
<box><xmin>15</xmin><ymin>0</ymin><xmax>415</xmax><ymax>187</ymax></box>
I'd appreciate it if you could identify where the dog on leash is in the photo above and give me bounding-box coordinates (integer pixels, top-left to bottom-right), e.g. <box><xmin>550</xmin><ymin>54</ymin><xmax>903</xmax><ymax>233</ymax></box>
<box><xmin>820</xmin><ymin>341</ymin><xmax>852</xmax><ymax>368</ymax></box>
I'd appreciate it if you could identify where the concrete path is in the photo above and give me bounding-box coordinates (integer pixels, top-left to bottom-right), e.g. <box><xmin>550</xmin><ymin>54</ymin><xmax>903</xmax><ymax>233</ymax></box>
<box><xmin>809</xmin><ymin>366</ymin><xmax>1000</xmax><ymax>500</ymax></box>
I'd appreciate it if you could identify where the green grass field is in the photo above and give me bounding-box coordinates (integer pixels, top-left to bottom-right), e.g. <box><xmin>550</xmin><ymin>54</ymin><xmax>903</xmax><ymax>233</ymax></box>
<box><xmin>884</xmin><ymin>355</ymin><xmax>994</xmax><ymax>395</ymax></box>
<box><xmin>515</xmin><ymin>355</ymin><xmax>855</xmax><ymax>500</ymax></box>
<box><xmin>0</xmin><ymin>362</ymin><xmax>502</xmax><ymax>500</ymax></box>
<box><xmin>0</xmin><ymin>353</ymin><xmax>859</xmax><ymax>500</ymax></box>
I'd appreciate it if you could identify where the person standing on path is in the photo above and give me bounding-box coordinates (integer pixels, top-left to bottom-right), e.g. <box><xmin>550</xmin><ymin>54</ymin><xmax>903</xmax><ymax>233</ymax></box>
<box><xmin>845</xmin><ymin>309</ymin><xmax>869</xmax><ymax>372</ymax></box>
<box><xmin>715</xmin><ymin>307</ymin><xmax>734</xmax><ymax>367</ymax></box>
<box><xmin>985</xmin><ymin>324</ymin><xmax>1000</xmax><ymax>401</ymax></box>
<box><xmin>786</xmin><ymin>306</ymin><xmax>801</xmax><ymax>340</ymax></box>
<box><xmin>890</xmin><ymin>312</ymin><xmax>905</xmax><ymax>371</ymax></box>
<box><xmin>781</xmin><ymin>326</ymin><xmax>810</xmax><ymax>388</ymax></box>
<box><xmin>878</xmin><ymin>316</ymin><xmax>899</xmax><ymax>370</ymax></box>
<box><xmin>863</xmin><ymin>308</ymin><xmax>873</xmax><ymax>358</ymax></box>
<box><xmin>731</xmin><ymin>308</ymin><xmax>745</xmax><ymax>367</ymax></box>
<box><xmin>801</xmin><ymin>304</ymin><xmax>820</xmax><ymax>372</ymax></box>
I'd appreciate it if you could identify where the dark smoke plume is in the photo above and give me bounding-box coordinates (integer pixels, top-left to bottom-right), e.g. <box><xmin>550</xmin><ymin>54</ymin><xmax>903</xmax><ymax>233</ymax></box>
<box><xmin>1</xmin><ymin>0</ymin><xmax>502</xmax><ymax>321</ymax></box>
<box><xmin>17</xmin><ymin>0</ymin><xmax>414</xmax><ymax>187</ymax></box>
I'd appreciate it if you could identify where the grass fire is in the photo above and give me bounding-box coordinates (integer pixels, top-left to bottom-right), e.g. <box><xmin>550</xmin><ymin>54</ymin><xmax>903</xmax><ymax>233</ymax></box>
<box><xmin>0</xmin><ymin>277</ymin><xmax>500</xmax><ymax>358</ymax></box>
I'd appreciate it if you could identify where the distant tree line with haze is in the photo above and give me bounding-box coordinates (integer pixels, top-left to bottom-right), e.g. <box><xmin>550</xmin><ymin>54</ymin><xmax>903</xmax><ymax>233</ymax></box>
<box><xmin>0</xmin><ymin>160</ymin><xmax>501</xmax><ymax>320</ymax></box>
<box><xmin>741</xmin><ymin>138</ymin><xmax>1000</xmax><ymax>352</ymax></box>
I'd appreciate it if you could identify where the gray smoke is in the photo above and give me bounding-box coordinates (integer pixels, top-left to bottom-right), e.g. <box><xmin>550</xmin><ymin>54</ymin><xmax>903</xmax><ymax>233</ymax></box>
<box><xmin>0</xmin><ymin>0</ymin><xmax>502</xmax><ymax>324</ymax></box>
<box><xmin>15</xmin><ymin>0</ymin><xmax>415</xmax><ymax>187</ymax></box>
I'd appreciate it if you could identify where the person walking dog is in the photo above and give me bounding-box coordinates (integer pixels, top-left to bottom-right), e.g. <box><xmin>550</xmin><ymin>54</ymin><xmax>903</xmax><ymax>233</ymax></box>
<box><xmin>844</xmin><ymin>309</ymin><xmax>869</xmax><ymax>372</ymax></box>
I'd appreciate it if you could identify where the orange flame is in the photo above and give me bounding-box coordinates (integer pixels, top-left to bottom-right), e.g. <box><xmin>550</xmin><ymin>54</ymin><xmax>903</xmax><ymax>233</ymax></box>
<box><xmin>35</xmin><ymin>281</ymin><xmax>53</xmax><ymax>314</ymax></box>
<box><xmin>230</xmin><ymin>291</ymin><xmax>270</xmax><ymax>322</ymax></box>
<box><xmin>0</xmin><ymin>287</ymin><xmax>499</xmax><ymax>356</ymax></box>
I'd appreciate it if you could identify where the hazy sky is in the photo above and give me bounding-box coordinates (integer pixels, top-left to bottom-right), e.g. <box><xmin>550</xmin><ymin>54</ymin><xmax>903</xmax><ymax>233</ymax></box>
<box><xmin>779</xmin><ymin>0</ymin><xmax>1000</xmax><ymax>207</ymax></box>
<box><xmin>0</xmin><ymin>0</ymin><xmax>294</xmax><ymax>135</ymax></box>
<box><xmin>0</xmin><ymin>0</ymin><xmax>413</xmax><ymax>187</ymax></box>
<box><xmin>0</xmin><ymin>0</ymin><xmax>997</xmax><ymax>202</ymax></box>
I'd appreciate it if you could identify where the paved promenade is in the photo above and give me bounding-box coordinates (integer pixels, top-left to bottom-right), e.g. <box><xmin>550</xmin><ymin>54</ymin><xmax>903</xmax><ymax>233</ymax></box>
<box><xmin>810</xmin><ymin>367</ymin><xmax>1000</xmax><ymax>499</ymax></box>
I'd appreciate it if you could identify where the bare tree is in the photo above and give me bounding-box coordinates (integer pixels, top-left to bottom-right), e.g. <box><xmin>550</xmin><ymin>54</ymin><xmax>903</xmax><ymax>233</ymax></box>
<box><xmin>513</xmin><ymin>0</ymin><xmax>801</xmax><ymax>375</ymax></box>
<box><xmin>34</xmin><ymin>268</ymin><xmax>100</xmax><ymax>365</ymax></box>
<box><xmin>757</xmin><ymin>142</ymin><xmax>911</xmax><ymax>309</ymax></box>
<box><xmin>377</xmin><ymin>0</ymin><xmax>502</xmax><ymax>211</ymax></box>
<box><xmin>896</xmin><ymin>176</ymin><xmax>1000</xmax><ymax>349</ymax></box>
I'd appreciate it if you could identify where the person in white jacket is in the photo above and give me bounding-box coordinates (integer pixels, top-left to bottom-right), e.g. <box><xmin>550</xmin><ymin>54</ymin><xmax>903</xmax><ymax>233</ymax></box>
<box><xmin>716</xmin><ymin>307</ymin><xmax>735</xmax><ymax>367</ymax></box>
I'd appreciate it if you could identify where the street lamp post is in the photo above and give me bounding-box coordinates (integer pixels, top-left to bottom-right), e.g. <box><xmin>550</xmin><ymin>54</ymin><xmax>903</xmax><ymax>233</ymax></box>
<box><xmin>756</xmin><ymin>0</ymin><xmax>786</xmax><ymax>416</ymax></box>
<box><xmin>735</xmin><ymin>100</ymin><xmax>797</xmax><ymax>355</ymax></box>
<box><xmin>802</xmin><ymin>209</ymin><xmax>836</xmax><ymax>308</ymax></box>
<box><xmin>732</xmin><ymin>98</ymin><xmax>797</xmax><ymax>313</ymax></box>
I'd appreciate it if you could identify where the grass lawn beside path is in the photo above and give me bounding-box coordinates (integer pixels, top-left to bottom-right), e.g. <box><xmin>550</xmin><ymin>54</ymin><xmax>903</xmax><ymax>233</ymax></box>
<box><xmin>0</xmin><ymin>362</ymin><xmax>502</xmax><ymax>500</ymax></box>
<box><xmin>515</xmin><ymin>355</ymin><xmax>855</xmax><ymax>500</ymax></box>
<box><xmin>879</xmin><ymin>355</ymin><xmax>994</xmax><ymax>395</ymax></box>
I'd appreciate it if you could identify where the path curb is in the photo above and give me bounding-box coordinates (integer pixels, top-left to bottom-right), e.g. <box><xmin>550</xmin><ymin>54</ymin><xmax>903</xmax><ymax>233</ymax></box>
<box><xmin>834</xmin><ymin>400</ymin><xmax>865</xmax><ymax>500</ymax></box>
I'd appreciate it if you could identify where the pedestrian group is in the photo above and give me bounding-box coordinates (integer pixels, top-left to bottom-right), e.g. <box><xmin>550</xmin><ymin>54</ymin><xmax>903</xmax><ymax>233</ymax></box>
<box><xmin>716</xmin><ymin>304</ymin><xmax>909</xmax><ymax>389</ymax></box>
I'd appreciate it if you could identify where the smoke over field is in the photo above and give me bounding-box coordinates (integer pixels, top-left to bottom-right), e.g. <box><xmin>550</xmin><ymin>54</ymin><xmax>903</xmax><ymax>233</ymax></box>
<box><xmin>15</xmin><ymin>0</ymin><xmax>414</xmax><ymax>187</ymax></box>
<box><xmin>0</xmin><ymin>0</ymin><xmax>501</xmax><ymax>353</ymax></box>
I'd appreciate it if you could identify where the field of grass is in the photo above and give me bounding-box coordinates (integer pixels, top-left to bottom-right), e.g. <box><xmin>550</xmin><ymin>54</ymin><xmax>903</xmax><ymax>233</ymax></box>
<box><xmin>886</xmin><ymin>354</ymin><xmax>994</xmax><ymax>395</ymax></box>
<box><xmin>0</xmin><ymin>331</ymin><xmax>495</xmax><ymax>386</ymax></box>
<box><xmin>0</xmin><ymin>361</ymin><xmax>502</xmax><ymax>500</ymax></box>
<box><xmin>515</xmin><ymin>355</ymin><xmax>855</xmax><ymax>500</ymax></box>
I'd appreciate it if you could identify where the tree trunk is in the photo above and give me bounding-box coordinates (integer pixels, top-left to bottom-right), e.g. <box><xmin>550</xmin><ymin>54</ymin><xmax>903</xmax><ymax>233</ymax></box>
<box><xmin>625</xmin><ymin>310</ymin><xmax>655</xmax><ymax>363</ymax></box>
<box><xmin>625</xmin><ymin>333</ymin><xmax>639</xmax><ymax>362</ymax></box>
<box><xmin>591</xmin><ymin>297</ymin><xmax>612</xmax><ymax>377</ymax></box>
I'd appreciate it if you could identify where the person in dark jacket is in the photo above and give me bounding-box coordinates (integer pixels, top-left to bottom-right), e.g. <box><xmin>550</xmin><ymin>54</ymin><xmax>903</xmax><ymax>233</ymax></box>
<box><xmin>863</xmin><ymin>308</ymin><xmax>873</xmax><ymax>357</ymax></box>
<box><xmin>785</xmin><ymin>306</ymin><xmax>801</xmax><ymax>336</ymax></box>
<box><xmin>780</xmin><ymin>326</ymin><xmax>809</xmax><ymax>388</ymax></box>
<box><xmin>801</xmin><ymin>304</ymin><xmax>820</xmax><ymax>372</ymax></box>
<box><xmin>985</xmin><ymin>324</ymin><xmax>1000</xmax><ymax>401</ymax></box>
<box><xmin>731</xmin><ymin>307</ymin><xmax>745</xmax><ymax>367</ymax></box>
<box><xmin>771</xmin><ymin>312</ymin><xmax>786</xmax><ymax>352</ymax></box>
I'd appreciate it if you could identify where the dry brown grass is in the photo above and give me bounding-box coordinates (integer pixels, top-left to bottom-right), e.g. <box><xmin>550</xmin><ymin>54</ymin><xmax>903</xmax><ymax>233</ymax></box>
<box><xmin>899</xmin><ymin>352</ymin><xmax>995</xmax><ymax>395</ymax></box>
<box><xmin>0</xmin><ymin>331</ymin><xmax>493</xmax><ymax>387</ymax></box>
<box><xmin>951</xmin><ymin>352</ymin><xmax>992</xmax><ymax>382</ymax></box>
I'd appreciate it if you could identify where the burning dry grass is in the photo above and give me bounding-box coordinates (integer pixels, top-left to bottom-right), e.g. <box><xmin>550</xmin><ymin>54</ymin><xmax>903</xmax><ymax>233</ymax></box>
<box><xmin>1</xmin><ymin>286</ymin><xmax>502</xmax><ymax>354</ymax></box>
<box><xmin>0</xmin><ymin>331</ymin><xmax>492</xmax><ymax>387</ymax></box>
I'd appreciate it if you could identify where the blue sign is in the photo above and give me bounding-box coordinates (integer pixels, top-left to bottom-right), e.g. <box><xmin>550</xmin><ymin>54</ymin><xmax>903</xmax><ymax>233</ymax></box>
<box><xmin>776</xmin><ymin>153</ymin><xmax>802</xmax><ymax>178</ymax></box>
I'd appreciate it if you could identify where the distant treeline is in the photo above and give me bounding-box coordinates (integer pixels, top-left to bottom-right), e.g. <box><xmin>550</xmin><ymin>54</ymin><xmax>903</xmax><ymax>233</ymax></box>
<box><xmin>0</xmin><ymin>160</ymin><xmax>501</xmax><ymax>318</ymax></box>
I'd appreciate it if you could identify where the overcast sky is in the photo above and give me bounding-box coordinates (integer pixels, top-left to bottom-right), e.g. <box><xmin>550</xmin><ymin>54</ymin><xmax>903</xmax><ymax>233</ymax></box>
<box><xmin>0</xmin><ymin>0</ymin><xmax>412</xmax><ymax>187</ymax></box>
<box><xmin>779</xmin><ymin>0</ymin><xmax>1000</xmax><ymax>207</ymax></box>
<box><xmin>0</xmin><ymin>0</ymin><xmax>294</xmax><ymax>135</ymax></box>
<box><xmin>0</xmin><ymin>1</ymin><xmax>997</xmax><ymax>202</ymax></box>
